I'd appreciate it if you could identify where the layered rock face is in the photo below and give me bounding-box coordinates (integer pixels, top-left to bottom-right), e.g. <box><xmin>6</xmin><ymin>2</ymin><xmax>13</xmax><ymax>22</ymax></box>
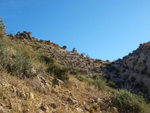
<box><xmin>106</xmin><ymin>42</ymin><xmax>150</xmax><ymax>98</ymax></box>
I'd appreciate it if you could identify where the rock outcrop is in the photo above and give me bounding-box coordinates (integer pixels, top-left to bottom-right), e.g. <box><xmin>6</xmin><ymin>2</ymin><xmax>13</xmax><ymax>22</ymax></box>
<box><xmin>105</xmin><ymin>42</ymin><xmax>150</xmax><ymax>99</ymax></box>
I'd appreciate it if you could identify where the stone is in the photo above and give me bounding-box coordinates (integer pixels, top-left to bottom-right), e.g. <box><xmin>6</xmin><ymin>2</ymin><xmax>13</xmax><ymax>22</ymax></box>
<box><xmin>28</xmin><ymin>33</ymin><xmax>32</xmax><ymax>40</ymax></box>
<box><xmin>67</xmin><ymin>97</ymin><xmax>77</xmax><ymax>105</ymax></box>
<box><xmin>62</xmin><ymin>95</ymin><xmax>68</xmax><ymax>101</ymax></box>
<box><xmin>0</xmin><ymin>106</ymin><xmax>4</xmax><ymax>113</ymax></box>
<box><xmin>76</xmin><ymin>107</ymin><xmax>83</xmax><ymax>113</ymax></box>
<box><xmin>111</xmin><ymin>107</ymin><xmax>118</xmax><ymax>113</ymax></box>
<box><xmin>85</xmin><ymin>105</ymin><xmax>90</xmax><ymax>111</ymax></box>
<box><xmin>97</xmin><ymin>98</ymin><xmax>102</xmax><ymax>104</ymax></box>
<box><xmin>16</xmin><ymin>31</ymin><xmax>20</xmax><ymax>35</ymax></box>
<box><xmin>50</xmin><ymin>103</ymin><xmax>57</xmax><ymax>109</ymax></box>
<box><xmin>52</xmin><ymin>78</ymin><xmax>64</xmax><ymax>87</ymax></box>
<box><xmin>40</xmin><ymin>104</ymin><xmax>49</xmax><ymax>111</ymax></box>
<box><xmin>21</xmin><ymin>32</ymin><xmax>28</xmax><ymax>39</ymax></box>
<box><xmin>23</xmin><ymin>109</ymin><xmax>29</xmax><ymax>113</ymax></box>
<box><xmin>31</xmin><ymin>68</ymin><xmax>36</xmax><ymax>74</ymax></box>
<box><xmin>29</xmin><ymin>92</ymin><xmax>34</xmax><ymax>99</ymax></box>
<box><xmin>9</xmin><ymin>34</ymin><xmax>15</xmax><ymax>39</ymax></box>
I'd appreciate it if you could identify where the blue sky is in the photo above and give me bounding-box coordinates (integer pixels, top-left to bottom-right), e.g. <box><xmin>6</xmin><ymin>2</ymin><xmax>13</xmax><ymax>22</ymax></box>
<box><xmin>0</xmin><ymin>0</ymin><xmax>150</xmax><ymax>61</ymax></box>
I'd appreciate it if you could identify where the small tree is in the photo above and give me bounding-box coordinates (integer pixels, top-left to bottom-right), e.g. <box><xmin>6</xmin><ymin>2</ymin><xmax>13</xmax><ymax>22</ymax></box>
<box><xmin>0</xmin><ymin>17</ymin><xmax>5</xmax><ymax>37</ymax></box>
<box><xmin>62</xmin><ymin>45</ymin><xmax>67</xmax><ymax>50</ymax></box>
<box><xmin>0</xmin><ymin>17</ymin><xmax>5</xmax><ymax>31</ymax></box>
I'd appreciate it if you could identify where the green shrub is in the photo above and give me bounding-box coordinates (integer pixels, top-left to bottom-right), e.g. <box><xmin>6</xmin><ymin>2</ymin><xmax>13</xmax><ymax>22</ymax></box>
<box><xmin>114</xmin><ymin>71</ymin><xmax>119</xmax><ymax>76</ymax></box>
<box><xmin>76</xmin><ymin>75</ymin><xmax>107</xmax><ymax>90</ymax></box>
<box><xmin>95</xmin><ymin>59</ymin><xmax>103</xmax><ymax>63</ymax></box>
<box><xmin>40</xmin><ymin>55</ymin><xmax>54</xmax><ymax>64</ymax></box>
<box><xmin>0</xmin><ymin>37</ymin><xmax>15</xmax><ymax>70</ymax></box>
<box><xmin>91</xmin><ymin>79</ymin><xmax>107</xmax><ymax>90</ymax></box>
<box><xmin>9</xmin><ymin>53</ymin><xmax>34</xmax><ymax>77</ymax></box>
<box><xmin>0</xmin><ymin>47</ymin><xmax>10</xmax><ymax>70</ymax></box>
<box><xmin>113</xmin><ymin>89</ymin><xmax>149</xmax><ymax>113</ymax></box>
<box><xmin>92</xmin><ymin>104</ymin><xmax>98</xmax><ymax>110</ymax></box>
<box><xmin>0</xmin><ymin>35</ymin><xmax>36</xmax><ymax>78</ymax></box>
<box><xmin>62</xmin><ymin>45</ymin><xmax>67</xmax><ymax>49</ymax></box>
<box><xmin>70</xmin><ymin>69</ymin><xmax>79</xmax><ymax>75</ymax></box>
<box><xmin>108</xmin><ymin>65</ymin><xmax>116</xmax><ymax>72</ymax></box>
<box><xmin>0</xmin><ymin>17</ymin><xmax>5</xmax><ymax>37</ymax></box>
<box><xmin>92</xmin><ymin>74</ymin><xmax>100</xmax><ymax>80</ymax></box>
<box><xmin>0</xmin><ymin>48</ymin><xmax>34</xmax><ymax>78</ymax></box>
<box><xmin>108</xmin><ymin>81</ymin><xmax>116</xmax><ymax>88</ymax></box>
<box><xmin>76</xmin><ymin>75</ymin><xmax>88</xmax><ymax>82</ymax></box>
<box><xmin>100</xmin><ymin>65</ymin><xmax>104</xmax><ymax>68</ymax></box>
<box><xmin>105</xmin><ymin>74</ymin><xmax>111</xmax><ymax>80</ymax></box>
<box><xmin>47</xmin><ymin>64</ymin><xmax>69</xmax><ymax>81</ymax></box>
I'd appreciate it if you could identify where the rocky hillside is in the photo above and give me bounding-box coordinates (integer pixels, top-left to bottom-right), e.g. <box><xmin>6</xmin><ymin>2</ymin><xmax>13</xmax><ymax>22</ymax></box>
<box><xmin>0</xmin><ymin>31</ymin><xmax>118</xmax><ymax>113</ymax></box>
<box><xmin>1</xmin><ymin>18</ymin><xmax>150</xmax><ymax>113</ymax></box>
<box><xmin>105</xmin><ymin>42</ymin><xmax>150</xmax><ymax>99</ymax></box>
<box><xmin>9</xmin><ymin>31</ymin><xmax>107</xmax><ymax>77</ymax></box>
<box><xmin>0</xmin><ymin>71</ymin><xmax>115</xmax><ymax>113</ymax></box>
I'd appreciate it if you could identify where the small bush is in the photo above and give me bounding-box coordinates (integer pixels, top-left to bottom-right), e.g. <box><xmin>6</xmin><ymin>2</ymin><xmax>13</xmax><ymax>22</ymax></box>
<box><xmin>0</xmin><ymin>17</ymin><xmax>5</xmax><ymax>37</ymax></box>
<box><xmin>91</xmin><ymin>79</ymin><xmax>107</xmax><ymax>90</ymax></box>
<box><xmin>47</xmin><ymin>64</ymin><xmax>69</xmax><ymax>81</ymax></box>
<box><xmin>70</xmin><ymin>69</ymin><xmax>79</xmax><ymax>75</ymax></box>
<box><xmin>92</xmin><ymin>74</ymin><xmax>100</xmax><ymax>80</ymax></box>
<box><xmin>107</xmin><ymin>65</ymin><xmax>116</xmax><ymax>72</ymax></box>
<box><xmin>40</xmin><ymin>55</ymin><xmax>54</xmax><ymax>64</ymax></box>
<box><xmin>9</xmin><ymin>53</ymin><xmax>34</xmax><ymax>77</ymax></box>
<box><xmin>113</xmin><ymin>89</ymin><xmax>149</xmax><ymax>113</ymax></box>
<box><xmin>95</xmin><ymin>59</ymin><xmax>103</xmax><ymax>63</ymax></box>
<box><xmin>62</xmin><ymin>45</ymin><xmax>67</xmax><ymax>49</ymax></box>
<box><xmin>0</xmin><ymin>36</ymin><xmax>36</xmax><ymax>78</ymax></box>
<box><xmin>114</xmin><ymin>71</ymin><xmax>119</xmax><ymax>76</ymax></box>
<box><xmin>100</xmin><ymin>65</ymin><xmax>104</xmax><ymax>68</ymax></box>
<box><xmin>105</xmin><ymin>74</ymin><xmax>111</xmax><ymax>80</ymax></box>
<box><xmin>76</xmin><ymin>75</ymin><xmax>107</xmax><ymax>90</ymax></box>
<box><xmin>89</xmin><ymin>107</ymin><xmax>95</xmax><ymax>113</ymax></box>
<box><xmin>0</xmin><ymin>48</ymin><xmax>34</xmax><ymax>78</ymax></box>
<box><xmin>108</xmin><ymin>81</ymin><xmax>116</xmax><ymax>88</ymax></box>
<box><xmin>76</xmin><ymin>75</ymin><xmax>88</xmax><ymax>82</ymax></box>
<box><xmin>0</xmin><ymin>47</ymin><xmax>10</xmax><ymax>69</ymax></box>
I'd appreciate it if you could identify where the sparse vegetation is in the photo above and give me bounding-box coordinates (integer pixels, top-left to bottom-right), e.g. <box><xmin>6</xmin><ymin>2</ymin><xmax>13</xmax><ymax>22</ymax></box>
<box><xmin>95</xmin><ymin>59</ymin><xmax>103</xmax><ymax>63</ymax></box>
<box><xmin>40</xmin><ymin>55</ymin><xmax>54</xmax><ymax>64</ymax></box>
<box><xmin>92</xmin><ymin>74</ymin><xmax>100</xmax><ymax>80</ymax></box>
<box><xmin>108</xmin><ymin>81</ymin><xmax>116</xmax><ymax>88</ymax></box>
<box><xmin>76</xmin><ymin>75</ymin><xmax>107</xmax><ymax>90</ymax></box>
<box><xmin>0</xmin><ymin>34</ymin><xmax>38</xmax><ymax>78</ymax></box>
<box><xmin>0</xmin><ymin>17</ymin><xmax>5</xmax><ymax>37</ymax></box>
<box><xmin>0</xmin><ymin>17</ymin><xmax>150</xmax><ymax>113</ymax></box>
<box><xmin>62</xmin><ymin>45</ymin><xmax>67</xmax><ymax>49</ymax></box>
<box><xmin>107</xmin><ymin>64</ymin><xmax>116</xmax><ymax>72</ymax></box>
<box><xmin>70</xmin><ymin>69</ymin><xmax>79</xmax><ymax>75</ymax></box>
<box><xmin>112</xmin><ymin>89</ymin><xmax>150</xmax><ymax>113</ymax></box>
<box><xmin>47</xmin><ymin>64</ymin><xmax>69</xmax><ymax>81</ymax></box>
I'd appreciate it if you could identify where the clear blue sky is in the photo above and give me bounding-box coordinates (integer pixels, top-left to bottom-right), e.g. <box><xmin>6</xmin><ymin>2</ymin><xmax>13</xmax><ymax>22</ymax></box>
<box><xmin>1</xmin><ymin>0</ymin><xmax>150</xmax><ymax>61</ymax></box>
